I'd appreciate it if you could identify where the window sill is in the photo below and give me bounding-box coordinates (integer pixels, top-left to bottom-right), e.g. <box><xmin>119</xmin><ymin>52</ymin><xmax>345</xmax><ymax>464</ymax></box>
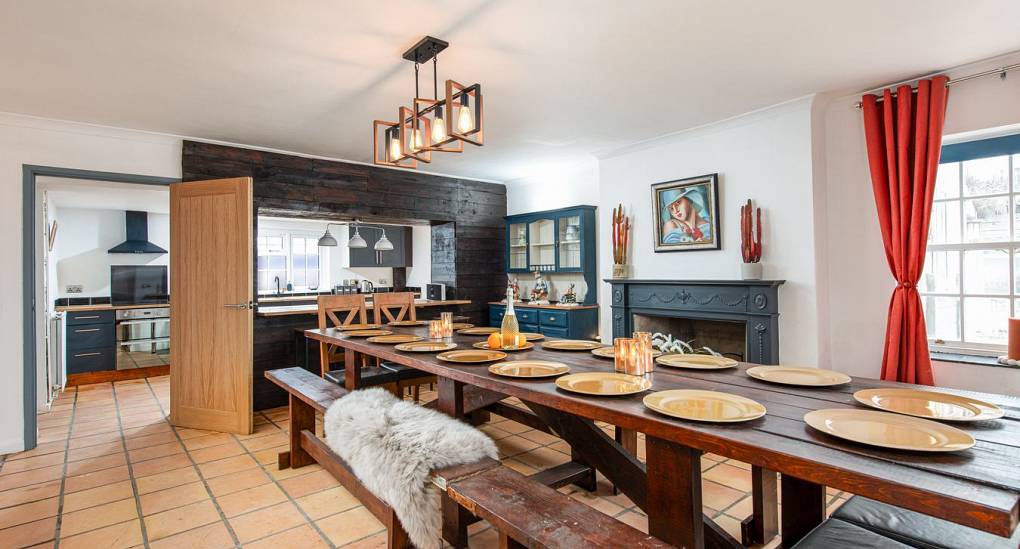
<box><xmin>930</xmin><ymin>351</ymin><xmax>1020</xmax><ymax>370</ymax></box>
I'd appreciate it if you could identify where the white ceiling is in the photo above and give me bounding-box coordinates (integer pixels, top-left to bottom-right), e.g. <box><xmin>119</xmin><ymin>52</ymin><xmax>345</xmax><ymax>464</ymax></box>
<box><xmin>3</xmin><ymin>1</ymin><xmax>1020</xmax><ymax>182</ymax></box>
<box><xmin>40</xmin><ymin>177</ymin><xmax>169</xmax><ymax>213</ymax></box>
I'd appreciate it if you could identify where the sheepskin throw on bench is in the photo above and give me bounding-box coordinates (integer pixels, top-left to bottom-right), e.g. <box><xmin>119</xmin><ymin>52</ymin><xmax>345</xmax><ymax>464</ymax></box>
<box><xmin>324</xmin><ymin>387</ymin><xmax>498</xmax><ymax>549</ymax></box>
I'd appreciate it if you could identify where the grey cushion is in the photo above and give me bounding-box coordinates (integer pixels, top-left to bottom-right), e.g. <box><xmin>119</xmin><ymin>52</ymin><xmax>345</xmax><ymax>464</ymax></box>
<box><xmin>323</xmin><ymin>367</ymin><xmax>399</xmax><ymax>386</ymax></box>
<box><xmin>380</xmin><ymin>361</ymin><xmax>434</xmax><ymax>380</ymax></box>
<box><xmin>832</xmin><ymin>496</ymin><xmax>1020</xmax><ymax>549</ymax></box>
<box><xmin>791</xmin><ymin>518</ymin><xmax>912</xmax><ymax>548</ymax></box>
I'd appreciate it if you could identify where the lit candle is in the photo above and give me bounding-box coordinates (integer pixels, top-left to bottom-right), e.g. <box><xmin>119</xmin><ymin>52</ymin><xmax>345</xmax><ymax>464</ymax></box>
<box><xmin>429</xmin><ymin>320</ymin><xmax>444</xmax><ymax>340</ymax></box>
<box><xmin>614</xmin><ymin>337</ymin><xmax>637</xmax><ymax>374</ymax></box>
<box><xmin>633</xmin><ymin>331</ymin><xmax>653</xmax><ymax>375</ymax></box>
<box><xmin>441</xmin><ymin>312</ymin><xmax>454</xmax><ymax>338</ymax></box>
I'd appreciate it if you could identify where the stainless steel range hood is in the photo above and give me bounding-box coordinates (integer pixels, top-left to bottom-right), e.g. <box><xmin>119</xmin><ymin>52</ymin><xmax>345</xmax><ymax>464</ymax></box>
<box><xmin>108</xmin><ymin>211</ymin><xmax>167</xmax><ymax>254</ymax></box>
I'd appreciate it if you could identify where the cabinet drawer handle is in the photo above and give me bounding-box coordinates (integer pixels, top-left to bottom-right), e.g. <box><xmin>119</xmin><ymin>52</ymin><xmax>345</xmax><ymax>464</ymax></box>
<box><xmin>75</xmin><ymin>315</ymin><xmax>100</xmax><ymax>320</ymax></box>
<box><xmin>547</xmin><ymin>316</ymin><xmax>557</xmax><ymax>322</ymax></box>
<box><xmin>75</xmin><ymin>328</ymin><xmax>101</xmax><ymax>333</ymax></box>
<box><xmin>73</xmin><ymin>352</ymin><xmax>102</xmax><ymax>358</ymax></box>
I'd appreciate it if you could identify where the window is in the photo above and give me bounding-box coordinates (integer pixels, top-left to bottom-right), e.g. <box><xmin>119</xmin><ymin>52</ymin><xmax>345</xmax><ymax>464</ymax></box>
<box><xmin>257</xmin><ymin>231</ymin><xmax>327</xmax><ymax>292</ymax></box>
<box><xmin>922</xmin><ymin>134</ymin><xmax>1020</xmax><ymax>354</ymax></box>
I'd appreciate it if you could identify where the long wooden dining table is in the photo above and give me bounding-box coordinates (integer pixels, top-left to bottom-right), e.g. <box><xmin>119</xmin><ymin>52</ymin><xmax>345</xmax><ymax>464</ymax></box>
<box><xmin>305</xmin><ymin>326</ymin><xmax>1020</xmax><ymax>549</ymax></box>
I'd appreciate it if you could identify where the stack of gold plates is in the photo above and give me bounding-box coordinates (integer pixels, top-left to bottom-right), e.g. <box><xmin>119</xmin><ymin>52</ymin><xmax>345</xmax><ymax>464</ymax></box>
<box><xmin>489</xmin><ymin>361</ymin><xmax>569</xmax><ymax>378</ymax></box>
<box><xmin>590</xmin><ymin>346</ymin><xmax>663</xmax><ymax>359</ymax></box>
<box><xmin>437</xmin><ymin>349</ymin><xmax>508</xmax><ymax>363</ymax></box>
<box><xmin>520</xmin><ymin>332</ymin><xmax>545</xmax><ymax>341</ymax></box>
<box><xmin>339</xmin><ymin>323</ymin><xmax>382</xmax><ymax>331</ymax></box>
<box><xmin>457</xmin><ymin>327</ymin><xmax>500</xmax><ymax>336</ymax></box>
<box><xmin>388</xmin><ymin>320</ymin><xmax>425</xmax><ymax>327</ymax></box>
<box><xmin>853</xmin><ymin>388</ymin><xmax>1004</xmax><ymax>422</ymax></box>
<box><xmin>555</xmin><ymin>372</ymin><xmax>652</xmax><ymax>395</ymax></box>
<box><xmin>367</xmin><ymin>334</ymin><xmax>424</xmax><ymax>344</ymax></box>
<box><xmin>746</xmin><ymin>366</ymin><xmax>850</xmax><ymax>387</ymax></box>
<box><xmin>644</xmin><ymin>390</ymin><xmax>766</xmax><ymax>423</ymax></box>
<box><xmin>394</xmin><ymin>341</ymin><xmax>457</xmax><ymax>352</ymax></box>
<box><xmin>473</xmin><ymin>341</ymin><xmax>535</xmax><ymax>352</ymax></box>
<box><xmin>343</xmin><ymin>329</ymin><xmax>392</xmax><ymax>337</ymax></box>
<box><xmin>451</xmin><ymin>323</ymin><xmax>475</xmax><ymax>330</ymax></box>
<box><xmin>543</xmin><ymin>340</ymin><xmax>603</xmax><ymax>351</ymax></box>
<box><xmin>804</xmin><ymin>409</ymin><xmax>975</xmax><ymax>452</ymax></box>
<box><xmin>655</xmin><ymin>354</ymin><xmax>737</xmax><ymax>370</ymax></box>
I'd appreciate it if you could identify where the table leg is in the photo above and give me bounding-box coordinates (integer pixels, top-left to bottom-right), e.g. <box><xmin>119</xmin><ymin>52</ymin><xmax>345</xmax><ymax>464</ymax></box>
<box><xmin>437</xmin><ymin>377</ymin><xmax>471</xmax><ymax>548</ymax></box>
<box><xmin>780</xmin><ymin>475</ymin><xmax>825</xmax><ymax>548</ymax></box>
<box><xmin>344</xmin><ymin>348</ymin><xmax>362</xmax><ymax>391</ymax></box>
<box><xmin>613</xmin><ymin>427</ymin><xmax>638</xmax><ymax>494</ymax></box>
<box><xmin>741</xmin><ymin>466</ymin><xmax>779</xmax><ymax>545</ymax></box>
<box><xmin>646</xmin><ymin>435</ymin><xmax>704</xmax><ymax>549</ymax></box>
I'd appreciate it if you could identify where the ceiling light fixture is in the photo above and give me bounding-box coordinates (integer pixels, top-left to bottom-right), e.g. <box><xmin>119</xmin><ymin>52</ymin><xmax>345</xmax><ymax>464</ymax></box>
<box><xmin>318</xmin><ymin>222</ymin><xmax>393</xmax><ymax>251</ymax></box>
<box><xmin>373</xmin><ymin>36</ymin><xmax>483</xmax><ymax>168</ymax></box>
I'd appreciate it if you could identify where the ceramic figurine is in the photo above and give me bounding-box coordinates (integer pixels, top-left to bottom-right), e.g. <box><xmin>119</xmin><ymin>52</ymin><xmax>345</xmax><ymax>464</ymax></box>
<box><xmin>560</xmin><ymin>283</ymin><xmax>577</xmax><ymax>304</ymax></box>
<box><xmin>506</xmin><ymin>274</ymin><xmax>521</xmax><ymax>302</ymax></box>
<box><xmin>529</xmin><ymin>270</ymin><xmax>549</xmax><ymax>303</ymax></box>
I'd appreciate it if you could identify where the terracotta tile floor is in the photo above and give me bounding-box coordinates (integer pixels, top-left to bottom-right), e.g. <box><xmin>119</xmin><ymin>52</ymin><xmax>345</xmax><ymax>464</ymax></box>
<box><xmin>0</xmin><ymin>376</ymin><xmax>850</xmax><ymax>548</ymax></box>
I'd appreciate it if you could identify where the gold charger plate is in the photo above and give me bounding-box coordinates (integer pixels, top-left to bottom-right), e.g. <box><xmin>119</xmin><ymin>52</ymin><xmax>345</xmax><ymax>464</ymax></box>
<box><xmin>543</xmin><ymin>340</ymin><xmax>603</xmax><ymax>351</ymax></box>
<box><xmin>520</xmin><ymin>332</ymin><xmax>545</xmax><ymax>341</ymax></box>
<box><xmin>473</xmin><ymin>341</ymin><xmax>535</xmax><ymax>352</ymax></box>
<box><xmin>451</xmin><ymin>323</ymin><xmax>475</xmax><ymax>330</ymax></box>
<box><xmin>344</xmin><ymin>329</ymin><xmax>393</xmax><ymax>337</ymax></box>
<box><xmin>747</xmin><ymin>366</ymin><xmax>851</xmax><ymax>387</ymax></box>
<box><xmin>457</xmin><ymin>327</ymin><xmax>500</xmax><ymax>336</ymax></box>
<box><xmin>656</xmin><ymin>354</ymin><xmax>737</xmax><ymax>370</ymax></box>
<box><xmin>853</xmin><ymin>388</ymin><xmax>1004</xmax><ymax>422</ymax></box>
<box><xmin>394</xmin><ymin>341</ymin><xmax>457</xmax><ymax>352</ymax></box>
<box><xmin>339</xmin><ymin>323</ymin><xmax>382</xmax><ymax>331</ymax></box>
<box><xmin>388</xmin><ymin>320</ymin><xmax>425</xmax><ymax>327</ymax></box>
<box><xmin>437</xmin><ymin>349</ymin><xmax>508</xmax><ymax>363</ymax></box>
<box><xmin>367</xmin><ymin>334</ymin><xmax>424</xmax><ymax>344</ymax></box>
<box><xmin>489</xmin><ymin>360</ymin><xmax>569</xmax><ymax>378</ymax></box>
<box><xmin>555</xmin><ymin>372</ymin><xmax>652</xmax><ymax>396</ymax></box>
<box><xmin>803</xmin><ymin>409</ymin><xmax>975</xmax><ymax>452</ymax></box>
<box><xmin>644</xmin><ymin>390</ymin><xmax>766</xmax><ymax>423</ymax></box>
<box><xmin>590</xmin><ymin>346</ymin><xmax>663</xmax><ymax>359</ymax></box>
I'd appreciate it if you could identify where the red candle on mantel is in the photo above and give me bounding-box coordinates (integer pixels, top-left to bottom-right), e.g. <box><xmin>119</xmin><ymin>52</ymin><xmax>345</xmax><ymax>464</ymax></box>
<box><xmin>1008</xmin><ymin>318</ymin><xmax>1020</xmax><ymax>359</ymax></box>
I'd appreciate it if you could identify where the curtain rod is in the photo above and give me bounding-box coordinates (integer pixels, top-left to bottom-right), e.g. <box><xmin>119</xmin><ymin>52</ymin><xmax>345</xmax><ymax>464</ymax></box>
<box><xmin>853</xmin><ymin>62</ymin><xmax>1020</xmax><ymax>109</ymax></box>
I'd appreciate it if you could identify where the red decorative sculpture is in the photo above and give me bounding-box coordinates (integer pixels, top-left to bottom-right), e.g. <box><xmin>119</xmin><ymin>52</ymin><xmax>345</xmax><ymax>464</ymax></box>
<box><xmin>740</xmin><ymin>199</ymin><xmax>762</xmax><ymax>263</ymax></box>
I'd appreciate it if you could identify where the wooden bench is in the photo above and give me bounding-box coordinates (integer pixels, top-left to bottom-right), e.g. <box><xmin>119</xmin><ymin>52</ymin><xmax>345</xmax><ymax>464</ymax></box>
<box><xmin>266</xmin><ymin>367</ymin><xmax>671</xmax><ymax>549</ymax></box>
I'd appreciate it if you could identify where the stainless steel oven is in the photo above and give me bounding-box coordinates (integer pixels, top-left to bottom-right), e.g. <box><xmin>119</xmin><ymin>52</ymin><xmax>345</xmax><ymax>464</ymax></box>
<box><xmin>116</xmin><ymin>307</ymin><xmax>170</xmax><ymax>369</ymax></box>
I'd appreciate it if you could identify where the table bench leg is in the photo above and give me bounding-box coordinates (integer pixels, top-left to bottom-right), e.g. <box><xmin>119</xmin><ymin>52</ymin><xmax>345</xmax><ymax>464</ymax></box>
<box><xmin>646</xmin><ymin>435</ymin><xmax>704</xmax><ymax>549</ymax></box>
<box><xmin>741</xmin><ymin>466</ymin><xmax>779</xmax><ymax>545</ymax></box>
<box><xmin>279</xmin><ymin>394</ymin><xmax>315</xmax><ymax>470</ymax></box>
<box><xmin>780</xmin><ymin>474</ymin><xmax>825</xmax><ymax>548</ymax></box>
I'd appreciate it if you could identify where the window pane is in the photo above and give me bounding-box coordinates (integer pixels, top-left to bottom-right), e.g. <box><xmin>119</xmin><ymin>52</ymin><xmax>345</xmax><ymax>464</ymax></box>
<box><xmin>266</xmin><ymin>236</ymin><xmax>284</xmax><ymax>252</ymax></box>
<box><xmin>308</xmin><ymin>253</ymin><xmax>319</xmax><ymax>269</ymax></box>
<box><xmin>963</xmin><ymin>196</ymin><xmax>1008</xmax><ymax>242</ymax></box>
<box><xmin>257</xmin><ymin>255</ymin><xmax>267</xmax><ymax>270</ymax></box>
<box><xmin>257</xmin><ymin>272</ymin><xmax>268</xmax><ymax>291</ymax></box>
<box><xmin>269</xmin><ymin>255</ymin><xmax>286</xmax><ymax>270</ymax></box>
<box><xmin>293</xmin><ymin>238</ymin><xmax>305</xmax><ymax>254</ymax></box>
<box><xmin>293</xmin><ymin>271</ymin><xmax>305</xmax><ymax>287</ymax></box>
<box><xmin>962</xmin><ymin>156</ymin><xmax>1009</xmax><ymax>196</ymax></box>
<box><xmin>920</xmin><ymin>251</ymin><xmax>959</xmax><ymax>293</ymax></box>
<box><xmin>293</xmin><ymin>254</ymin><xmax>306</xmax><ymax>271</ymax></box>
<box><xmin>1014</xmin><ymin>154</ymin><xmax>1020</xmax><ymax>187</ymax></box>
<box><xmin>308</xmin><ymin>272</ymin><xmax>319</xmax><ymax>289</ymax></box>
<box><xmin>928</xmin><ymin>201</ymin><xmax>961</xmax><ymax>244</ymax></box>
<box><xmin>963</xmin><ymin>297</ymin><xmax>1009</xmax><ymax>344</ymax></box>
<box><xmin>963</xmin><ymin>249</ymin><xmax>1009</xmax><ymax>294</ymax></box>
<box><xmin>923</xmin><ymin>296</ymin><xmax>960</xmax><ymax>342</ymax></box>
<box><xmin>934</xmin><ymin>162</ymin><xmax>959</xmax><ymax>199</ymax></box>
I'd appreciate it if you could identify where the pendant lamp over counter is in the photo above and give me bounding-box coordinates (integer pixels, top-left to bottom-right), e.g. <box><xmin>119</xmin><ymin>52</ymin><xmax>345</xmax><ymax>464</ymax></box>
<box><xmin>317</xmin><ymin>222</ymin><xmax>391</xmax><ymax>251</ymax></box>
<box><xmin>373</xmin><ymin>36</ymin><xmax>483</xmax><ymax>169</ymax></box>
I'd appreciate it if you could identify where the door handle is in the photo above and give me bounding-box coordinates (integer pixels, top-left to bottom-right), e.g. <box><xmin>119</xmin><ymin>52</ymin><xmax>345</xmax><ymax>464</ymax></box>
<box><xmin>223</xmin><ymin>303</ymin><xmax>250</xmax><ymax>310</ymax></box>
<box><xmin>74</xmin><ymin>328</ymin><xmax>101</xmax><ymax>333</ymax></box>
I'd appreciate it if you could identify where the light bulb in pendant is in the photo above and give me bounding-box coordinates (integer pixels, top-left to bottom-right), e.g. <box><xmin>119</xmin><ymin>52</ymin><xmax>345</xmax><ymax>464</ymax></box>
<box><xmin>432</xmin><ymin>111</ymin><xmax>447</xmax><ymax>143</ymax></box>
<box><xmin>457</xmin><ymin>101</ymin><xmax>474</xmax><ymax>133</ymax></box>
<box><xmin>388</xmin><ymin>131</ymin><xmax>402</xmax><ymax>161</ymax></box>
<box><xmin>411</xmin><ymin>127</ymin><xmax>425</xmax><ymax>151</ymax></box>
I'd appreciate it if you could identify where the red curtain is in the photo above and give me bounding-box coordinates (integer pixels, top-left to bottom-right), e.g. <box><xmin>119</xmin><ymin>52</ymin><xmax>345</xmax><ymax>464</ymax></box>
<box><xmin>861</xmin><ymin>76</ymin><xmax>949</xmax><ymax>385</ymax></box>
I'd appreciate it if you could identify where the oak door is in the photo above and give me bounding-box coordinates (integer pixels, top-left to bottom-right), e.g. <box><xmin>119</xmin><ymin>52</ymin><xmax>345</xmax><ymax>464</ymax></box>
<box><xmin>169</xmin><ymin>177</ymin><xmax>253</xmax><ymax>434</ymax></box>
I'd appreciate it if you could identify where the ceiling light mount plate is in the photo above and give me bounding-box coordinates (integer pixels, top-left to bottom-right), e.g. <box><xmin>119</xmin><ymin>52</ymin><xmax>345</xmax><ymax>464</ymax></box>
<box><xmin>402</xmin><ymin>36</ymin><xmax>449</xmax><ymax>64</ymax></box>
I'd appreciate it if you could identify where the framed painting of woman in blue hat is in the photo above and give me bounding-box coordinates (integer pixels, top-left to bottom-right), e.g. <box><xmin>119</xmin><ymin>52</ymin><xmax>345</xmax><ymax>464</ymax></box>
<box><xmin>650</xmin><ymin>173</ymin><xmax>720</xmax><ymax>252</ymax></box>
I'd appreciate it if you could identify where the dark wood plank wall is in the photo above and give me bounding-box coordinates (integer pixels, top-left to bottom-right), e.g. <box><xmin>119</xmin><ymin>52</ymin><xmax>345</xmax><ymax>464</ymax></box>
<box><xmin>180</xmin><ymin>141</ymin><xmax>507</xmax><ymax>409</ymax></box>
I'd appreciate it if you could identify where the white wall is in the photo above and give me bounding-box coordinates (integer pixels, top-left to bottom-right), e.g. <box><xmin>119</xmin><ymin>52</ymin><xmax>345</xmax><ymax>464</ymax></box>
<box><xmin>51</xmin><ymin>208</ymin><xmax>169</xmax><ymax>298</ymax></box>
<box><xmin>505</xmin><ymin>157</ymin><xmax>599</xmax><ymax>215</ymax></box>
<box><xmin>822</xmin><ymin>51</ymin><xmax>1020</xmax><ymax>394</ymax></box>
<box><xmin>597</xmin><ymin>97</ymin><xmax>820</xmax><ymax>365</ymax></box>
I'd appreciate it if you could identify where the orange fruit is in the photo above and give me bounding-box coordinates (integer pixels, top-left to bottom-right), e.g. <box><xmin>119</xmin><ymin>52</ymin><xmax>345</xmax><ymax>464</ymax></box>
<box><xmin>487</xmin><ymin>332</ymin><xmax>503</xmax><ymax>349</ymax></box>
<box><xmin>515</xmin><ymin>334</ymin><xmax>527</xmax><ymax>347</ymax></box>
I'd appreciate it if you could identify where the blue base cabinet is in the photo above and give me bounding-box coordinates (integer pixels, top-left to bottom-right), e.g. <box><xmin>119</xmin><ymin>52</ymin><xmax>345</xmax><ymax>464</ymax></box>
<box><xmin>489</xmin><ymin>304</ymin><xmax>599</xmax><ymax>340</ymax></box>
<box><xmin>65</xmin><ymin>309</ymin><xmax>117</xmax><ymax>374</ymax></box>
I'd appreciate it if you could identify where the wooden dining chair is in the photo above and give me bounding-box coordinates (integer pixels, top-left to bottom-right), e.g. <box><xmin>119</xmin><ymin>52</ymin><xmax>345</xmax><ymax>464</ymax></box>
<box><xmin>372</xmin><ymin>292</ymin><xmax>435</xmax><ymax>402</ymax></box>
<box><xmin>317</xmin><ymin>294</ymin><xmax>399</xmax><ymax>393</ymax></box>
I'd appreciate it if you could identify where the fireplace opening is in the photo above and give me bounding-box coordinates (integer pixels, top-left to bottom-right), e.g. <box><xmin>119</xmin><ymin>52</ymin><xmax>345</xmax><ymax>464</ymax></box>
<box><xmin>633</xmin><ymin>314</ymin><xmax>745</xmax><ymax>361</ymax></box>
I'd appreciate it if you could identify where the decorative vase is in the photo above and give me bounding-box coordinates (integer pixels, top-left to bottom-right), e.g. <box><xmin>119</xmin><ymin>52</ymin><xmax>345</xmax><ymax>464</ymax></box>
<box><xmin>612</xmin><ymin>263</ymin><xmax>630</xmax><ymax>279</ymax></box>
<box><xmin>741</xmin><ymin>262</ymin><xmax>762</xmax><ymax>280</ymax></box>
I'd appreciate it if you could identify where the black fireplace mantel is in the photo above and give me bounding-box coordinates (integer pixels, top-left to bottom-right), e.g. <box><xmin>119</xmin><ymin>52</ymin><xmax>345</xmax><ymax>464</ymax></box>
<box><xmin>606</xmin><ymin>278</ymin><xmax>785</xmax><ymax>364</ymax></box>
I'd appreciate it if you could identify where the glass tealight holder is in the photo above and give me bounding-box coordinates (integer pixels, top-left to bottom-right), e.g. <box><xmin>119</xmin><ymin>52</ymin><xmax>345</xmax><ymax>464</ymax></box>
<box><xmin>633</xmin><ymin>331</ymin><xmax>654</xmax><ymax>374</ymax></box>
<box><xmin>614</xmin><ymin>337</ymin><xmax>638</xmax><ymax>375</ymax></box>
<box><xmin>440</xmin><ymin>312</ymin><xmax>454</xmax><ymax>338</ymax></box>
<box><xmin>428</xmin><ymin>319</ymin><xmax>444</xmax><ymax>340</ymax></box>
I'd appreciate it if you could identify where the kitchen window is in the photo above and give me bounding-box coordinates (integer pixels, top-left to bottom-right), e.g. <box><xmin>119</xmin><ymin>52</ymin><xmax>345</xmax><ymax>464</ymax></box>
<box><xmin>257</xmin><ymin>231</ymin><xmax>326</xmax><ymax>292</ymax></box>
<box><xmin>922</xmin><ymin>134</ymin><xmax>1020</xmax><ymax>355</ymax></box>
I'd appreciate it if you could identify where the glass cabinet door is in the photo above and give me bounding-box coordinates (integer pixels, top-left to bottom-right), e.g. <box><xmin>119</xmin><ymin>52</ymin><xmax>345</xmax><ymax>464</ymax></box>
<box><xmin>528</xmin><ymin>218</ymin><xmax>556</xmax><ymax>271</ymax></box>
<box><xmin>557</xmin><ymin>214</ymin><xmax>582</xmax><ymax>270</ymax></box>
<box><xmin>508</xmin><ymin>222</ymin><xmax>528</xmax><ymax>271</ymax></box>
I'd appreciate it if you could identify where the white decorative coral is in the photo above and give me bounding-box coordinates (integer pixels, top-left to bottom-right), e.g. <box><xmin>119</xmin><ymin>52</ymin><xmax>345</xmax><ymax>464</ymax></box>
<box><xmin>650</xmin><ymin>333</ymin><xmax>722</xmax><ymax>356</ymax></box>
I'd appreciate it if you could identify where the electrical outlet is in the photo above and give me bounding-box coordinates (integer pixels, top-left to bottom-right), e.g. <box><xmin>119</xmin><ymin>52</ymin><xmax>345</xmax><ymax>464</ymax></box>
<box><xmin>66</xmin><ymin>285</ymin><xmax>83</xmax><ymax>294</ymax></box>
<box><xmin>379</xmin><ymin>278</ymin><xmax>388</xmax><ymax>285</ymax></box>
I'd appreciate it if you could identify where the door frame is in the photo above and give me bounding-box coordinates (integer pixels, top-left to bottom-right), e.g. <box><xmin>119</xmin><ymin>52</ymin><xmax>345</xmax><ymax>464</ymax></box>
<box><xmin>22</xmin><ymin>165</ymin><xmax>178</xmax><ymax>451</ymax></box>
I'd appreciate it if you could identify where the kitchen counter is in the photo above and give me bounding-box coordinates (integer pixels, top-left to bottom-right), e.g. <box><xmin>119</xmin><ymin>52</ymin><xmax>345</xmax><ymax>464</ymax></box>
<box><xmin>256</xmin><ymin>299</ymin><xmax>471</xmax><ymax>317</ymax></box>
<box><xmin>487</xmin><ymin>301</ymin><xmax>598</xmax><ymax>310</ymax></box>
<box><xmin>56</xmin><ymin>303</ymin><xmax>170</xmax><ymax>312</ymax></box>
<box><xmin>258</xmin><ymin>292</ymin><xmax>422</xmax><ymax>303</ymax></box>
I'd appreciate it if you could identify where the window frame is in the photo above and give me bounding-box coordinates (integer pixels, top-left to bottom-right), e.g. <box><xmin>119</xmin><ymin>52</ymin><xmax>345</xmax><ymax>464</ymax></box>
<box><xmin>256</xmin><ymin>229</ymin><xmax>328</xmax><ymax>293</ymax></box>
<box><xmin>924</xmin><ymin>134</ymin><xmax>1020</xmax><ymax>356</ymax></box>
